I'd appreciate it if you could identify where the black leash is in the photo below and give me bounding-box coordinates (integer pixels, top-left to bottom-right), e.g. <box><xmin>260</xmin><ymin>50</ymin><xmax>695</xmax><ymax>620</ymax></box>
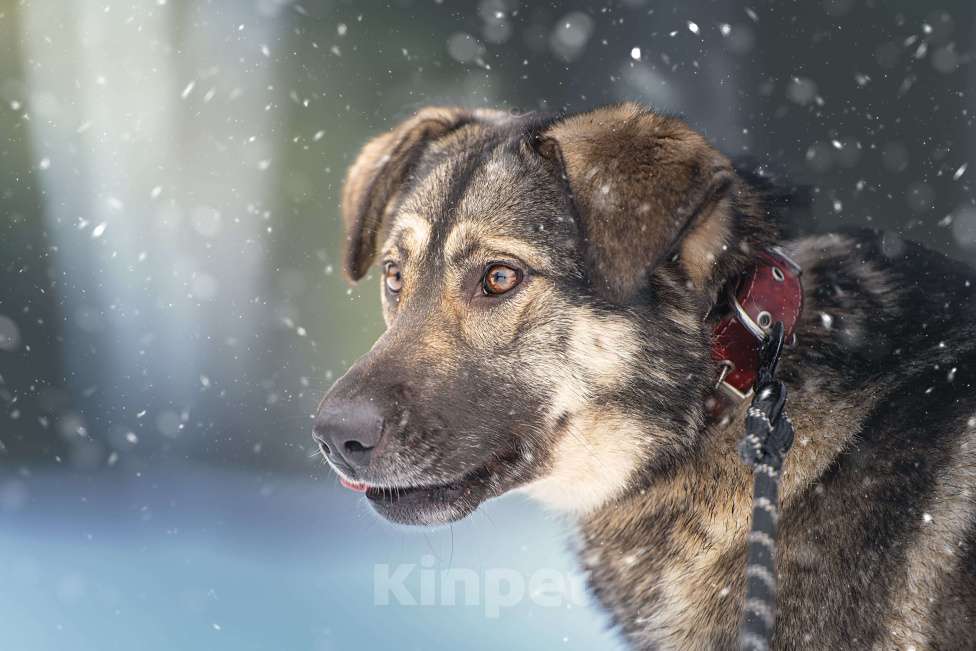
<box><xmin>737</xmin><ymin>321</ymin><xmax>795</xmax><ymax>651</ymax></box>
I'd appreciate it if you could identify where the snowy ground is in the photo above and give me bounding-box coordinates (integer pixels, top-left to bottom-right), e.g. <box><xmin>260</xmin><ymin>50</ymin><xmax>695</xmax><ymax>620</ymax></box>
<box><xmin>0</xmin><ymin>466</ymin><xmax>622</xmax><ymax>651</ymax></box>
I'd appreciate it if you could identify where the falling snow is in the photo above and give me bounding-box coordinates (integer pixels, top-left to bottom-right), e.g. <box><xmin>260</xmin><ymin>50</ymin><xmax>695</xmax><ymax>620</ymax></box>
<box><xmin>1</xmin><ymin>3</ymin><xmax>975</xmax><ymax>648</ymax></box>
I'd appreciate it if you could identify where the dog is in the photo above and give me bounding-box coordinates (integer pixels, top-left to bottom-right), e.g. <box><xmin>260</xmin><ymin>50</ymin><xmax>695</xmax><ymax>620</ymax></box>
<box><xmin>313</xmin><ymin>103</ymin><xmax>976</xmax><ymax>649</ymax></box>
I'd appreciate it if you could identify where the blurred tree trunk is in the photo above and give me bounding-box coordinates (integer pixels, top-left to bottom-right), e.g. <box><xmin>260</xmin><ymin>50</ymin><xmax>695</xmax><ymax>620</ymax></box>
<box><xmin>0</xmin><ymin>1</ymin><xmax>70</xmax><ymax>464</ymax></box>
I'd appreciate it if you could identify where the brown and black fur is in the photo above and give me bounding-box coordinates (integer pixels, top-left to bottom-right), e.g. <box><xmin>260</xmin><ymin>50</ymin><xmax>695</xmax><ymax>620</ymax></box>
<box><xmin>315</xmin><ymin>103</ymin><xmax>976</xmax><ymax>649</ymax></box>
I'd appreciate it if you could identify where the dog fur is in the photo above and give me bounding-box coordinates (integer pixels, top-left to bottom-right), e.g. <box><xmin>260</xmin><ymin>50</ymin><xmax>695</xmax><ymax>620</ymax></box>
<box><xmin>319</xmin><ymin>103</ymin><xmax>976</xmax><ymax>649</ymax></box>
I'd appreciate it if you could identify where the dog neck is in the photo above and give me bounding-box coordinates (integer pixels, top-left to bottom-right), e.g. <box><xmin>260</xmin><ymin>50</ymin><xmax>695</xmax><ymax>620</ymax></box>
<box><xmin>573</xmin><ymin>235</ymin><xmax>891</xmax><ymax>648</ymax></box>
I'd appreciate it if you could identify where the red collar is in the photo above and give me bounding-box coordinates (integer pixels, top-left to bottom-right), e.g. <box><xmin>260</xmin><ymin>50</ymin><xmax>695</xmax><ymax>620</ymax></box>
<box><xmin>711</xmin><ymin>247</ymin><xmax>803</xmax><ymax>403</ymax></box>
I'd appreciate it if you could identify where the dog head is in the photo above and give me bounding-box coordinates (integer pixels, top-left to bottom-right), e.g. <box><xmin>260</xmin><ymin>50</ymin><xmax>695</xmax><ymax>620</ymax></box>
<box><xmin>314</xmin><ymin>103</ymin><xmax>776</xmax><ymax>525</ymax></box>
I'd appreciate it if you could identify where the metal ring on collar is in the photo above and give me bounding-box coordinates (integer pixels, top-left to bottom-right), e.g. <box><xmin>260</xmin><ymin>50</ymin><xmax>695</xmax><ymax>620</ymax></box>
<box><xmin>732</xmin><ymin>295</ymin><xmax>768</xmax><ymax>341</ymax></box>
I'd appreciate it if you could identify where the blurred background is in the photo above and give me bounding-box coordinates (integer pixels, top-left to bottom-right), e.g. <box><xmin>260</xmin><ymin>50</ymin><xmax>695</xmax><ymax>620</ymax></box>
<box><xmin>0</xmin><ymin>0</ymin><xmax>973</xmax><ymax>649</ymax></box>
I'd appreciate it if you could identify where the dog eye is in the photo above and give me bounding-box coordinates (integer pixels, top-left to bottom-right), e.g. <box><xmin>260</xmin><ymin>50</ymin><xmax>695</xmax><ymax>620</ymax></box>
<box><xmin>482</xmin><ymin>264</ymin><xmax>522</xmax><ymax>295</ymax></box>
<box><xmin>384</xmin><ymin>262</ymin><xmax>403</xmax><ymax>293</ymax></box>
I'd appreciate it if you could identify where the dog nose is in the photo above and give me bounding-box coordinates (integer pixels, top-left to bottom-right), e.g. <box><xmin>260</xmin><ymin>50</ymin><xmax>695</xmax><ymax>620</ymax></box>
<box><xmin>313</xmin><ymin>399</ymin><xmax>384</xmax><ymax>472</ymax></box>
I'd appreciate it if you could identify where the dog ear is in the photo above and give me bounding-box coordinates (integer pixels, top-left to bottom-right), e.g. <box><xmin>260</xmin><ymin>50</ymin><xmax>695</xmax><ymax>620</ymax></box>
<box><xmin>341</xmin><ymin>107</ymin><xmax>474</xmax><ymax>281</ymax></box>
<box><xmin>536</xmin><ymin>103</ymin><xmax>738</xmax><ymax>303</ymax></box>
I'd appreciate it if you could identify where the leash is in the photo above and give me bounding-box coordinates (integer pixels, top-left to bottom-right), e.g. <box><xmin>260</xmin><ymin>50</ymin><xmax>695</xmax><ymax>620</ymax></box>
<box><xmin>736</xmin><ymin>321</ymin><xmax>795</xmax><ymax>651</ymax></box>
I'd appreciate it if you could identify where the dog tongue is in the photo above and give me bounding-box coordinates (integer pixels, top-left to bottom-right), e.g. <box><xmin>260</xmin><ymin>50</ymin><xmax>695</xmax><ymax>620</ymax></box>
<box><xmin>339</xmin><ymin>477</ymin><xmax>369</xmax><ymax>493</ymax></box>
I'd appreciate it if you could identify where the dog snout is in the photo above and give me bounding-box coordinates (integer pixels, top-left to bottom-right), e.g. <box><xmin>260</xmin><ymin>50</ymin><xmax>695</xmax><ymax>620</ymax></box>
<box><xmin>313</xmin><ymin>399</ymin><xmax>385</xmax><ymax>473</ymax></box>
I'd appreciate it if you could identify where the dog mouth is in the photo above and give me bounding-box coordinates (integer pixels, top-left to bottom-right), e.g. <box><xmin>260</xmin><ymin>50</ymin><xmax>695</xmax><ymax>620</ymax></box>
<box><xmin>336</xmin><ymin>461</ymin><xmax>503</xmax><ymax>526</ymax></box>
<box><xmin>338</xmin><ymin>477</ymin><xmax>370</xmax><ymax>492</ymax></box>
